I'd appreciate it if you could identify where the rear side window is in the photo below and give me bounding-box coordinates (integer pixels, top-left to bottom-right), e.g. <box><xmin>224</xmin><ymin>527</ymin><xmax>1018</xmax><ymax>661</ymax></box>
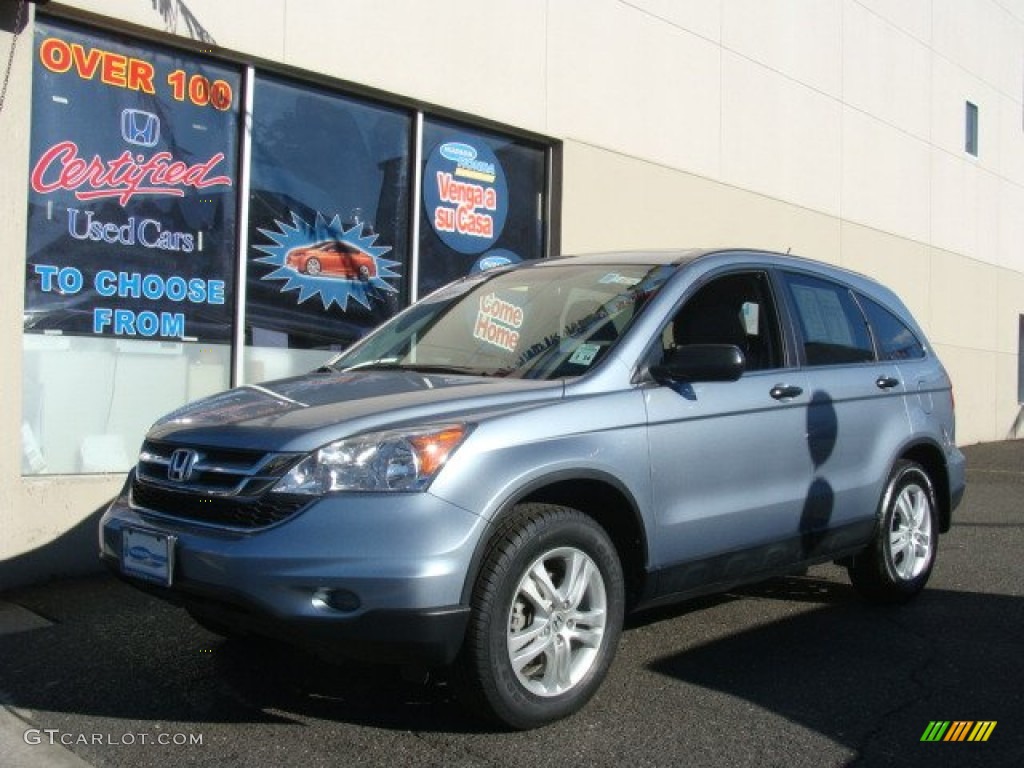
<box><xmin>858</xmin><ymin>294</ymin><xmax>925</xmax><ymax>361</ymax></box>
<box><xmin>783</xmin><ymin>272</ymin><xmax>874</xmax><ymax>366</ymax></box>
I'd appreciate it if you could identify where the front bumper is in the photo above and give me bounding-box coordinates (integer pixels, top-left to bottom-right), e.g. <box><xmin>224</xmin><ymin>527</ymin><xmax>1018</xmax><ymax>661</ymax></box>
<box><xmin>99</xmin><ymin>478</ymin><xmax>485</xmax><ymax>665</ymax></box>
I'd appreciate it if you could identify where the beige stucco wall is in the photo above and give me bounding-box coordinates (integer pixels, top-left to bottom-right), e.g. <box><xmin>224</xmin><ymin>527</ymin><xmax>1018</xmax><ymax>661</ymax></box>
<box><xmin>557</xmin><ymin>138</ymin><xmax>1024</xmax><ymax>446</ymax></box>
<box><xmin>2</xmin><ymin>0</ymin><xmax>1022</xmax><ymax>586</ymax></box>
<box><xmin>0</xmin><ymin>3</ymin><xmax>127</xmax><ymax>585</ymax></box>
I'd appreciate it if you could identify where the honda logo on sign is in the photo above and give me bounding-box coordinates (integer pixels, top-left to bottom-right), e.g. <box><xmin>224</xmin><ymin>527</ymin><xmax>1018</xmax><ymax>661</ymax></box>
<box><xmin>167</xmin><ymin>449</ymin><xmax>198</xmax><ymax>483</ymax></box>
<box><xmin>121</xmin><ymin>108</ymin><xmax>160</xmax><ymax>147</ymax></box>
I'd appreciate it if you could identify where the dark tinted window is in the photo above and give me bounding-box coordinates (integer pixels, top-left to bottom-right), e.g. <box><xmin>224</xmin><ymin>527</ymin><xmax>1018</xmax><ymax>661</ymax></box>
<box><xmin>859</xmin><ymin>295</ymin><xmax>925</xmax><ymax>360</ymax></box>
<box><xmin>783</xmin><ymin>272</ymin><xmax>874</xmax><ymax>366</ymax></box>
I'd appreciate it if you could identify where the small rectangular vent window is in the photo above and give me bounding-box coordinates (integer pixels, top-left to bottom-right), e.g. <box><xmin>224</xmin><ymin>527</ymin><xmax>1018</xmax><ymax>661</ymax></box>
<box><xmin>965</xmin><ymin>101</ymin><xmax>979</xmax><ymax>156</ymax></box>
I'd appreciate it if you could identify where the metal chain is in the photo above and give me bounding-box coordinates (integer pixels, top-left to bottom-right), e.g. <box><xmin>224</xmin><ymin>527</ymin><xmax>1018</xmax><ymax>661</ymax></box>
<box><xmin>0</xmin><ymin>0</ymin><xmax>28</xmax><ymax>115</ymax></box>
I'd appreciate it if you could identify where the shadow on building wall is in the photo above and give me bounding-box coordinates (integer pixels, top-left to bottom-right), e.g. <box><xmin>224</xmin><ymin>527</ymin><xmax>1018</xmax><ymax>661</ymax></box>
<box><xmin>1007</xmin><ymin>405</ymin><xmax>1024</xmax><ymax>440</ymax></box>
<box><xmin>149</xmin><ymin>0</ymin><xmax>217</xmax><ymax>44</ymax></box>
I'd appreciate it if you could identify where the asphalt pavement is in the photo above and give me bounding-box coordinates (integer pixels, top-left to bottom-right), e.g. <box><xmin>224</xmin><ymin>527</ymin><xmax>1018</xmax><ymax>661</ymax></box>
<box><xmin>1</xmin><ymin>441</ymin><xmax>1021</xmax><ymax>768</ymax></box>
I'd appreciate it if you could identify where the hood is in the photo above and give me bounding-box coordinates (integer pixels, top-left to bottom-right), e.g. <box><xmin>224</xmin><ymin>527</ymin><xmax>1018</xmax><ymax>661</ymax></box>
<box><xmin>147</xmin><ymin>369</ymin><xmax>563</xmax><ymax>451</ymax></box>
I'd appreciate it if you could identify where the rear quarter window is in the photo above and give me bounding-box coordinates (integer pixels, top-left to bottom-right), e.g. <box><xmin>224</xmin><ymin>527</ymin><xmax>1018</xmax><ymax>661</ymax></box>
<box><xmin>858</xmin><ymin>294</ymin><xmax>925</xmax><ymax>361</ymax></box>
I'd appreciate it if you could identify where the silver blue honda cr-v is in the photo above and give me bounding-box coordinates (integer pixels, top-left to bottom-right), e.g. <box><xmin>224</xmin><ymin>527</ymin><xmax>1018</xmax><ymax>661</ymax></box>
<box><xmin>100</xmin><ymin>248</ymin><xmax>965</xmax><ymax>729</ymax></box>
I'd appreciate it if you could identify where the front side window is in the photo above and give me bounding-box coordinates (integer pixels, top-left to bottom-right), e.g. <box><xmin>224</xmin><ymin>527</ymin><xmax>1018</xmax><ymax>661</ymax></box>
<box><xmin>783</xmin><ymin>272</ymin><xmax>874</xmax><ymax>366</ymax></box>
<box><xmin>332</xmin><ymin>263</ymin><xmax>671</xmax><ymax>379</ymax></box>
<box><xmin>662</xmin><ymin>272</ymin><xmax>783</xmax><ymax>371</ymax></box>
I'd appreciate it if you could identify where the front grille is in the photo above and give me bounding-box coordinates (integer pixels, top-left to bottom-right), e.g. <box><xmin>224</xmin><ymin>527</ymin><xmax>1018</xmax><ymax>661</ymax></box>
<box><xmin>137</xmin><ymin>440</ymin><xmax>302</xmax><ymax>495</ymax></box>
<box><xmin>131</xmin><ymin>440</ymin><xmax>308</xmax><ymax>529</ymax></box>
<box><xmin>131</xmin><ymin>478</ymin><xmax>309</xmax><ymax>528</ymax></box>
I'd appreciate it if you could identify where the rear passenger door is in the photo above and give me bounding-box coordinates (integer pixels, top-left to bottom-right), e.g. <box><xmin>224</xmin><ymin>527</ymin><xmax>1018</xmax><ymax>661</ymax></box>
<box><xmin>779</xmin><ymin>271</ymin><xmax>911</xmax><ymax>541</ymax></box>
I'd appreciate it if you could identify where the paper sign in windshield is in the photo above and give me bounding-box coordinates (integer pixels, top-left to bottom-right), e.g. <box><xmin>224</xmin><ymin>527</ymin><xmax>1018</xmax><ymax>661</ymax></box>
<box><xmin>474</xmin><ymin>292</ymin><xmax>523</xmax><ymax>352</ymax></box>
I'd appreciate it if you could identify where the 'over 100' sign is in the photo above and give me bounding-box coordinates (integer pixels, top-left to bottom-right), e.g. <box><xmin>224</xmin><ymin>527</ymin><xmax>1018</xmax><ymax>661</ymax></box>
<box><xmin>24</xmin><ymin>18</ymin><xmax>240</xmax><ymax>344</ymax></box>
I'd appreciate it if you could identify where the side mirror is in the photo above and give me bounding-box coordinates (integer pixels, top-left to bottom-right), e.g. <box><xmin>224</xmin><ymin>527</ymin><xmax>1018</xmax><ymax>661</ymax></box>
<box><xmin>650</xmin><ymin>344</ymin><xmax>745</xmax><ymax>384</ymax></box>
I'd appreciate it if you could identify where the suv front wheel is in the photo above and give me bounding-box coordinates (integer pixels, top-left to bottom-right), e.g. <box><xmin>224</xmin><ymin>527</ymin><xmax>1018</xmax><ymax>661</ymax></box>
<box><xmin>458</xmin><ymin>503</ymin><xmax>625</xmax><ymax>729</ymax></box>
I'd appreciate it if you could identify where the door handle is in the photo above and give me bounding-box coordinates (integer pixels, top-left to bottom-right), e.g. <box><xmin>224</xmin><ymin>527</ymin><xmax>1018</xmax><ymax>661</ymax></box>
<box><xmin>770</xmin><ymin>384</ymin><xmax>803</xmax><ymax>400</ymax></box>
<box><xmin>876</xmin><ymin>376</ymin><xmax>900</xmax><ymax>390</ymax></box>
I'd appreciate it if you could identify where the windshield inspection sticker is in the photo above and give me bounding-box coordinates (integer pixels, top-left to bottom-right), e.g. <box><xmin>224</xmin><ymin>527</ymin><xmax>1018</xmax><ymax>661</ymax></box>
<box><xmin>569</xmin><ymin>343</ymin><xmax>601</xmax><ymax>366</ymax></box>
<box><xmin>599</xmin><ymin>272</ymin><xmax>641</xmax><ymax>287</ymax></box>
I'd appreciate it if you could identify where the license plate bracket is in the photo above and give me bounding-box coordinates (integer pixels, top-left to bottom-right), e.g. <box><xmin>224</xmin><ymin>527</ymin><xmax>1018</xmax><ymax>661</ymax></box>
<box><xmin>121</xmin><ymin>527</ymin><xmax>176</xmax><ymax>587</ymax></box>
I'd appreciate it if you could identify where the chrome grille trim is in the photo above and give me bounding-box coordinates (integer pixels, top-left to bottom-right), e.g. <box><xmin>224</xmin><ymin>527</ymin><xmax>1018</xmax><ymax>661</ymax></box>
<box><xmin>131</xmin><ymin>440</ymin><xmax>309</xmax><ymax>529</ymax></box>
<box><xmin>136</xmin><ymin>440</ymin><xmax>303</xmax><ymax>497</ymax></box>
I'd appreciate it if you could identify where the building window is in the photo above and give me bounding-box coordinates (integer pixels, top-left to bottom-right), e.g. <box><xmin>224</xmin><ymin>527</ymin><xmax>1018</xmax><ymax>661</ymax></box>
<box><xmin>244</xmin><ymin>75</ymin><xmax>412</xmax><ymax>383</ymax></box>
<box><xmin>965</xmin><ymin>101</ymin><xmax>979</xmax><ymax>156</ymax></box>
<box><xmin>21</xmin><ymin>16</ymin><xmax>555</xmax><ymax>475</ymax></box>
<box><xmin>418</xmin><ymin>118</ymin><xmax>548</xmax><ymax>299</ymax></box>
<box><xmin>23</xmin><ymin>18</ymin><xmax>240</xmax><ymax>474</ymax></box>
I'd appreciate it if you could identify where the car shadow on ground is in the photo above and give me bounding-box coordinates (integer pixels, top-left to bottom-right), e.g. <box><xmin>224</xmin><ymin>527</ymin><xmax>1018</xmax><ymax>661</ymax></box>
<box><xmin>206</xmin><ymin>633</ymin><xmax>479</xmax><ymax>732</ymax></box>
<box><xmin>2</xmin><ymin>571</ymin><xmax>1022</xmax><ymax>756</ymax></box>
<box><xmin>0</xmin><ymin>575</ymin><xmax>481</xmax><ymax>732</ymax></box>
<box><xmin>646</xmin><ymin>574</ymin><xmax>1024</xmax><ymax>765</ymax></box>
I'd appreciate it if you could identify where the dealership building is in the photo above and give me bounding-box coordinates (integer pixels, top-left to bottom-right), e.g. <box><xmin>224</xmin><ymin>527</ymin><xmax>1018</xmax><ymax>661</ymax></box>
<box><xmin>1</xmin><ymin>0</ymin><xmax>1022</xmax><ymax>587</ymax></box>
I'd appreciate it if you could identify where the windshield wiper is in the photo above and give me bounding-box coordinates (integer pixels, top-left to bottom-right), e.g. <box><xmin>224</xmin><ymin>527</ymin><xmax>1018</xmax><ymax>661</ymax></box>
<box><xmin>339</xmin><ymin>360</ymin><xmax>486</xmax><ymax>376</ymax></box>
<box><xmin>400</xmin><ymin>364</ymin><xmax>486</xmax><ymax>376</ymax></box>
<box><xmin>337</xmin><ymin>359</ymin><xmax>401</xmax><ymax>372</ymax></box>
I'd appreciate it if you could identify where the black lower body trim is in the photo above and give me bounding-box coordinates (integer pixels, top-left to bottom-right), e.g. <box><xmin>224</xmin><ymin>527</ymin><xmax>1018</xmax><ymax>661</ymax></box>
<box><xmin>103</xmin><ymin>557</ymin><xmax>470</xmax><ymax>666</ymax></box>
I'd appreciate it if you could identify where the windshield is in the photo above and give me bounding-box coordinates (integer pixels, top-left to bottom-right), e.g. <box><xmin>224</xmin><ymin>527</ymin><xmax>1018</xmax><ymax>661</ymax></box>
<box><xmin>329</xmin><ymin>262</ymin><xmax>674</xmax><ymax>379</ymax></box>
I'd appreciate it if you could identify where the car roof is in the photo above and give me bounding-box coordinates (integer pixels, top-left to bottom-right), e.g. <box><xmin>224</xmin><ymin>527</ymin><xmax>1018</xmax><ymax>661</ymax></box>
<box><xmin>543</xmin><ymin>247</ymin><xmax>879</xmax><ymax>287</ymax></box>
<box><xmin>535</xmin><ymin>247</ymin><xmax>912</xmax><ymax>322</ymax></box>
<box><xmin>540</xmin><ymin>249</ymin><xmax>705</xmax><ymax>267</ymax></box>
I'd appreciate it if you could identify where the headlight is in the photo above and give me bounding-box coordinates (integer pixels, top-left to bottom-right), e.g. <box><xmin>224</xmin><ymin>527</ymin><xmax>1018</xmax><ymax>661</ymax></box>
<box><xmin>271</xmin><ymin>424</ymin><xmax>470</xmax><ymax>495</ymax></box>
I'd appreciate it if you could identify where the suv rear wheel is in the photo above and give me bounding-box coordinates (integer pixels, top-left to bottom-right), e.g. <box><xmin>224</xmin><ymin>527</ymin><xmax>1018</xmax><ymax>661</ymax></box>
<box><xmin>848</xmin><ymin>460</ymin><xmax>938</xmax><ymax>603</ymax></box>
<box><xmin>458</xmin><ymin>503</ymin><xmax>625</xmax><ymax>729</ymax></box>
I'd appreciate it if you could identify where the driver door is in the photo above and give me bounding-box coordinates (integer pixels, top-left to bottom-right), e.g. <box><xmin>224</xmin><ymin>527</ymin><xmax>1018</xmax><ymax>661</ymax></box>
<box><xmin>643</xmin><ymin>270</ymin><xmax>815</xmax><ymax>597</ymax></box>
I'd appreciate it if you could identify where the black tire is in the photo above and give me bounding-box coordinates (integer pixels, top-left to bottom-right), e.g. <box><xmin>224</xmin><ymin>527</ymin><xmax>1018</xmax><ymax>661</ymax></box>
<box><xmin>357</xmin><ymin>264</ymin><xmax>371</xmax><ymax>281</ymax></box>
<box><xmin>848</xmin><ymin>460</ymin><xmax>938</xmax><ymax>603</ymax></box>
<box><xmin>457</xmin><ymin>503</ymin><xmax>625</xmax><ymax>730</ymax></box>
<box><xmin>305</xmin><ymin>257</ymin><xmax>322</xmax><ymax>276</ymax></box>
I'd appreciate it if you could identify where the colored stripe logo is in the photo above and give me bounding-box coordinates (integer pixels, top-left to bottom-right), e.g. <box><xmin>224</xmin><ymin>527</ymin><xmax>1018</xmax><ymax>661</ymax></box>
<box><xmin>921</xmin><ymin>721</ymin><xmax>997</xmax><ymax>742</ymax></box>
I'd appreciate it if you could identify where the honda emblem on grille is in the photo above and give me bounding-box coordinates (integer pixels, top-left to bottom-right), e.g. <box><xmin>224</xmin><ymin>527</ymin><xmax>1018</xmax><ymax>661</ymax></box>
<box><xmin>167</xmin><ymin>449</ymin><xmax>198</xmax><ymax>483</ymax></box>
